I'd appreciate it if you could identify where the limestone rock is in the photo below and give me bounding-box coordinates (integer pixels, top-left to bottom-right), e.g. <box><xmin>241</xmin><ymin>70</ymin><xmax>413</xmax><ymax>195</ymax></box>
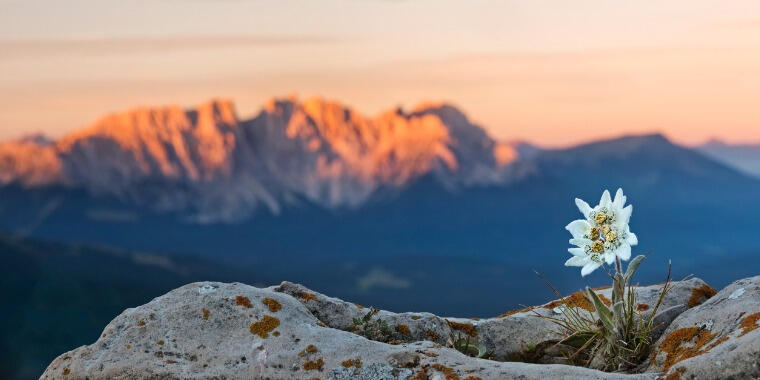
<box><xmin>41</xmin><ymin>281</ymin><xmax>658</xmax><ymax>380</ymax></box>
<box><xmin>648</xmin><ymin>275</ymin><xmax>760</xmax><ymax>379</ymax></box>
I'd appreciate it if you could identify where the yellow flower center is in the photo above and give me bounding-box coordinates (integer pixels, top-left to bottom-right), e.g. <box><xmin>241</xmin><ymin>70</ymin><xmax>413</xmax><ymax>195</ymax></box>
<box><xmin>592</xmin><ymin>240</ymin><xmax>604</xmax><ymax>253</ymax></box>
<box><xmin>606</xmin><ymin>230</ymin><xmax>617</xmax><ymax>242</ymax></box>
<box><xmin>595</xmin><ymin>212</ymin><xmax>607</xmax><ymax>224</ymax></box>
<box><xmin>590</xmin><ymin>227</ymin><xmax>600</xmax><ymax>240</ymax></box>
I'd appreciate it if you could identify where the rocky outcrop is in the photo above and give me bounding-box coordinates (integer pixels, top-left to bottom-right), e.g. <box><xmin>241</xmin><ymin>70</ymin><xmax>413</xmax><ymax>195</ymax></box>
<box><xmin>41</xmin><ymin>276</ymin><xmax>758</xmax><ymax>379</ymax></box>
<box><xmin>648</xmin><ymin>275</ymin><xmax>760</xmax><ymax>379</ymax></box>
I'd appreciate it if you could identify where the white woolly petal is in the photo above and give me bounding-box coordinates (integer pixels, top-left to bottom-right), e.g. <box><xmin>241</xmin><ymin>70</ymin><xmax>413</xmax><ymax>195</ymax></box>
<box><xmin>568</xmin><ymin>247</ymin><xmax>586</xmax><ymax>256</ymax></box>
<box><xmin>626</xmin><ymin>231</ymin><xmax>638</xmax><ymax>246</ymax></box>
<box><xmin>613</xmin><ymin>188</ymin><xmax>625</xmax><ymax>209</ymax></box>
<box><xmin>599</xmin><ymin>190</ymin><xmax>611</xmax><ymax>207</ymax></box>
<box><xmin>581</xmin><ymin>262</ymin><xmax>601</xmax><ymax>277</ymax></box>
<box><xmin>565</xmin><ymin>256</ymin><xmax>588</xmax><ymax>267</ymax></box>
<box><xmin>570</xmin><ymin>238</ymin><xmax>592</xmax><ymax>247</ymax></box>
<box><xmin>604</xmin><ymin>251</ymin><xmax>615</xmax><ymax>265</ymax></box>
<box><xmin>617</xmin><ymin>244</ymin><xmax>631</xmax><ymax>261</ymax></box>
<box><xmin>619</xmin><ymin>205</ymin><xmax>633</xmax><ymax>225</ymax></box>
<box><xmin>565</xmin><ymin>219</ymin><xmax>590</xmax><ymax>239</ymax></box>
<box><xmin>575</xmin><ymin>198</ymin><xmax>593</xmax><ymax>218</ymax></box>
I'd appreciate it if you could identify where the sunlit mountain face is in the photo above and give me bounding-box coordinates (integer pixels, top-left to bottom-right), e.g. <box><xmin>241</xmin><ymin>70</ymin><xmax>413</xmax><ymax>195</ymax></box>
<box><xmin>1</xmin><ymin>97</ymin><xmax>759</xmax><ymax>319</ymax></box>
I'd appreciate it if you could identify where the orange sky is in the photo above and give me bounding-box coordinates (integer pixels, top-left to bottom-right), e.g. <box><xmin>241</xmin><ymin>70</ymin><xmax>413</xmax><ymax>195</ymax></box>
<box><xmin>2</xmin><ymin>0</ymin><xmax>760</xmax><ymax>146</ymax></box>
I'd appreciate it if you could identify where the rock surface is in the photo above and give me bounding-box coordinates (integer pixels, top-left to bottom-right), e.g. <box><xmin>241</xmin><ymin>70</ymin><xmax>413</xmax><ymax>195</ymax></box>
<box><xmin>41</xmin><ymin>276</ymin><xmax>758</xmax><ymax>380</ymax></box>
<box><xmin>648</xmin><ymin>275</ymin><xmax>760</xmax><ymax>379</ymax></box>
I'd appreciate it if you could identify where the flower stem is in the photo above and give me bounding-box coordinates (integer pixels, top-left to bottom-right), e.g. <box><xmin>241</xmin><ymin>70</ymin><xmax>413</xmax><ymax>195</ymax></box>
<box><xmin>615</xmin><ymin>257</ymin><xmax>623</xmax><ymax>275</ymax></box>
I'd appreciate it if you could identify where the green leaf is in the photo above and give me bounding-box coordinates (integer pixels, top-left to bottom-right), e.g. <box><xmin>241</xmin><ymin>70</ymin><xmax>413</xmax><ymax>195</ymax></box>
<box><xmin>612</xmin><ymin>273</ymin><xmax>625</xmax><ymax>304</ymax></box>
<box><xmin>587</xmin><ymin>288</ymin><xmax>614</xmax><ymax>333</ymax></box>
<box><xmin>624</xmin><ymin>255</ymin><xmax>646</xmax><ymax>282</ymax></box>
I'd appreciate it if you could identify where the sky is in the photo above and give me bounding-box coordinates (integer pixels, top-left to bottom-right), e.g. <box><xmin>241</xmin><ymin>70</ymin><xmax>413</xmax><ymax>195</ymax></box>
<box><xmin>1</xmin><ymin>0</ymin><xmax>760</xmax><ymax>146</ymax></box>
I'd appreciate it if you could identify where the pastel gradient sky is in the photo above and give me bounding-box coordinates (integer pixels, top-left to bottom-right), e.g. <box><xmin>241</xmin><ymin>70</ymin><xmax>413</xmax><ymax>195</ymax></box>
<box><xmin>2</xmin><ymin>0</ymin><xmax>760</xmax><ymax>146</ymax></box>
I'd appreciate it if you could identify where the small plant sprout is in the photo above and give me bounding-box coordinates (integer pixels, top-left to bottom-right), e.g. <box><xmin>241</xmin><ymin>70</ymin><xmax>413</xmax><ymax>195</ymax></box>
<box><xmin>541</xmin><ymin>188</ymin><xmax>672</xmax><ymax>371</ymax></box>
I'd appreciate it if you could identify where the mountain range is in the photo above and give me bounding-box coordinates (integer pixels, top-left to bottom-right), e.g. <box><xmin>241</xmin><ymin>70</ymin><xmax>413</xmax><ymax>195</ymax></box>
<box><xmin>1</xmin><ymin>97</ymin><xmax>759</xmax><ymax>309</ymax></box>
<box><xmin>0</xmin><ymin>97</ymin><xmax>521</xmax><ymax>223</ymax></box>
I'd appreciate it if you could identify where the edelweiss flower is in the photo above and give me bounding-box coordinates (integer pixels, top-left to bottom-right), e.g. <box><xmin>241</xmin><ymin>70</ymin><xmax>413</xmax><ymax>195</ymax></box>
<box><xmin>565</xmin><ymin>188</ymin><xmax>638</xmax><ymax>276</ymax></box>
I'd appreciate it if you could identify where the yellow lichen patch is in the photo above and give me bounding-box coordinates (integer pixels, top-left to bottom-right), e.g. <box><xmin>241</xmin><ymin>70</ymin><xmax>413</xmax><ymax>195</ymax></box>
<box><xmin>447</xmin><ymin>320</ymin><xmax>477</xmax><ymax>337</ymax></box>
<box><xmin>157</xmin><ymin>340</ymin><xmax>164</xmax><ymax>346</ymax></box>
<box><xmin>249</xmin><ymin>315</ymin><xmax>280</xmax><ymax>338</ymax></box>
<box><xmin>497</xmin><ymin>306</ymin><xmax>534</xmax><ymax>318</ymax></box>
<box><xmin>411</xmin><ymin>315</ymin><xmax>421</xmax><ymax>320</ymax></box>
<box><xmin>431</xmin><ymin>363</ymin><xmax>460</xmax><ymax>380</ymax></box>
<box><xmin>396</xmin><ymin>324</ymin><xmax>412</xmax><ymax>336</ymax></box>
<box><xmin>155</xmin><ymin>352</ymin><xmax>164</xmax><ymax>358</ymax></box>
<box><xmin>299</xmin><ymin>291</ymin><xmax>317</xmax><ymax>301</ymax></box>
<box><xmin>236</xmin><ymin>296</ymin><xmax>253</xmax><ymax>308</ymax></box>
<box><xmin>657</xmin><ymin>327</ymin><xmax>726</xmax><ymax>370</ymax></box>
<box><xmin>341</xmin><ymin>358</ymin><xmax>362</xmax><ymax>368</ymax></box>
<box><xmin>273</xmin><ymin>331</ymin><xmax>281</xmax><ymax>337</ymax></box>
<box><xmin>426</xmin><ymin>329</ymin><xmax>440</xmax><ymax>341</ymax></box>
<box><xmin>165</xmin><ymin>360</ymin><xmax>177</xmax><ymax>364</ymax></box>
<box><xmin>422</xmin><ymin>351</ymin><xmax>439</xmax><ymax>357</ymax></box>
<box><xmin>355</xmin><ymin>303</ymin><xmax>365</xmax><ymax>309</ymax></box>
<box><xmin>637</xmin><ymin>303</ymin><xmax>650</xmax><ymax>311</ymax></box>
<box><xmin>137</xmin><ymin>321</ymin><xmax>146</xmax><ymax>327</ymax></box>
<box><xmin>202</xmin><ymin>308</ymin><xmax>210</xmax><ymax>320</ymax></box>
<box><xmin>739</xmin><ymin>312</ymin><xmax>760</xmax><ymax>337</ymax></box>
<box><xmin>262</xmin><ymin>297</ymin><xmax>282</xmax><ymax>312</ymax></box>
<box><xmin>463</xmin><ymin>376</ymin><xmax>482</xmax><ymax>380</ymax></box>
<box><xmin>125</xmin><ymin>344</ymin><xmax>132</xmax><ymax>349</ymax></box>
<box><xmin>302</xmin><ymin>358</ymin><xmax>324</xmax><ymax>370</ymax></box>
<box><xmin>62</xmin><ymin>368</ymin><xmax>70</xmax><ymax>376</ymax></box>
<box><xmin>306</xmin><ymin>344</ymin><xmax>318</xmax><ymax>353</ymax></box>
<box><xmin>688</xmin><ymin>284</ymin><xmax>717</xmax><ymax>307</ymax></box>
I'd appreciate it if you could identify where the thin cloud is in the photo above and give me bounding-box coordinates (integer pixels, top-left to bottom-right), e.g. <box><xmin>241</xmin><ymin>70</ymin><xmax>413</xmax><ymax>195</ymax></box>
<box><xmin>0</xmin><ymin>35</ymin><xmax>344</xmax><ymax>56</ymax></box>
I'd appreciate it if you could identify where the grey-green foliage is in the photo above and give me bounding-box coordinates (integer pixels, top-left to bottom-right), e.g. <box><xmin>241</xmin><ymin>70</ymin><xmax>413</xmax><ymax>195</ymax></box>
<box><xmin>450</xmin><ymin>332</ymin><xmax>488</xmax><ymax>358</ymax></box>
<box><xmin>544</xmin><ymin>255</ymin><xmax>673</xmax><ymax>371</ymax></box>
<box><xmin>350</xmin><ymin>307</ymin><xmax>396</xmax><ymax>343</ymax></box>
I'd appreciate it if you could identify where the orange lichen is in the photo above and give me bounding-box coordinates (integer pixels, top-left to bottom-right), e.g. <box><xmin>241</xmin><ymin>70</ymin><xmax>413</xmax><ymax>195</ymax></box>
<box><xmin>431</xmin><ymin>363</ymin><xmax>460</xmax><ymax>380</ymax></box>
<box><xmin>422</xmin><ymin>351</ymin><xmax>439</xmax><ymax>357</ymax></box>
<box><xmin>688</xmin><ymin>284</ymin><xmax>717</xmax><ymax>307</ymax></box>
<box><xmin>299</xmin><ymin>291</ymin><xmax>317</xmax><ymax>301</ymax></box>
<box><xmin>303</xmin><ymin>358</ymin><xmax>324</xmax><ymax>370</ymax></box>
<box><xmin>236</xmin><ymin>296</ymin><xmax>253</xmax><ymax>308</ymax></box>
<box><xmin>660</xmin><ymin>367</ymin><xmax>686</xmax><ymax>380</ymax></box>
<box><xmin>657</xmin><ymin>327</ymin><xmax>727</xmax><ymax>370</ymax></box>
<box><xmin>411</xmin><ymin>368</ymin><xmax>427</xmax><ymax>380</ymax></box>
<box><xmin>262</xmin><ymin>297</ymin><xmax>282</xmax><ymax>312</ymax></box>
<box><xmin>157</xmin><ymin>340</ymin><xmax>164</xmax><ymax>346</ymax></box>
<box><xmin>273</xmin><ymin>331</ymin><xmax>281</xmax><ymax>337</ymax></box>
<box><xmin>463</xmin><ymin>376</ymin><xmax>482</xmax><ymax>380</ymax></box>
<box><xmin>396</xmin><ymin>324</ymin><xmax>412</xmax><ymax>336</ymax></box>
<box><xmin>62</xmin><ymin>368</ymin><xmax>70</xmax><ymax>376</ymax></box>
<box><xmin>155</xmin><ymin>352</ymin><xmax>164</xmax><ymax>358</ymax></box>
<box><xmin>426</xmin><ymin>329</ymin><xmax>440</xmax><ymax>341</ymax></box>
<box><xmin>137</xmin><ymin>321</ymin><xmax>146</xmax><ymax>327</ymax></box>
<box><xmin>125</xmin><ymin>344</ymin><xmax>132</xmax><ymax>349</ymax></box>
<box><xmin>497</xmin><ymin>306</ymin><xmax>534</xmax><ymax>318</ymax></box>
<box><xmin>202</xmin><ymin>308</ymin><xmax>210</xmax><ymax>320</ymax></box>
<box><xmin>165</xmin><ymin>360</ymin><xmax>177</xmax><ymax>364</ymax></box>
<box><xmin>249</xmin><ymin>316</ymin><xmax>280</xmax><ymax>338</ymax></box>
<box><xmin>341</xmin><ymin>358</ymin><xmax>362</xmax><ymax>368</ymax></box>
<box><xmin>447</xmin><ymin>320</ymin><xmax>477</xmax><ymax>337</ymax></box>
<box><xmin>411</xmin><ymin>315</ymin><xmax>421</xmax><ymax>320</ymax></box>
<box><xmin>543</xmin><ymin>291</ymin><xmax>610</xmax><ymax>312</ymax></box>
<box><xmin>637</xmin><ymin>303</ymin><xmax>650</xmax><ymax>311</ymax></box>
<box><xmin>306</xmin><ymin>344</ymin><xmax>318</xmax><ymax>353</ymax></box>
<box><xmin>355</xmin><ymin>303</ymin><xmax>365</xmax><ymax>309</ymax></box>
<box><xmin>739</xmin><ymin>312</ymin><xmax>760</xmax><ymax>337</ymax></box>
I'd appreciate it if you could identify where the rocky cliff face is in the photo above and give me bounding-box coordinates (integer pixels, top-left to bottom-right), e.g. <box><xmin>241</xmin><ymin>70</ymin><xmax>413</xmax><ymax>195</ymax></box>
<box><xmin>40</xmin><ymin>275</ymin><xmax>760</xmax><ymax>379</ymax></box>
<box><xmin>0</xmin><ymin>98</ymin><xmax>515</xmax><ymax>222</ymax></box>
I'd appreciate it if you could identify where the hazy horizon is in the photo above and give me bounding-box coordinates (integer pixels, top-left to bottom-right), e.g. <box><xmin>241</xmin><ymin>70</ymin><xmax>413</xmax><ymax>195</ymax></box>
<box><xmin>3</xmin><ymin>0</ymin><xmax>760</xmax><ymax>146</ymax></box>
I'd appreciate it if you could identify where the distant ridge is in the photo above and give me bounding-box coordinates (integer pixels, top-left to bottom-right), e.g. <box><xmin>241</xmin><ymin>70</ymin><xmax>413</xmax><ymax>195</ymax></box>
<box><xmin>0</xmin><ymin>97</ymin><xmax>518</xmax><ymax>222</ymax></box>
